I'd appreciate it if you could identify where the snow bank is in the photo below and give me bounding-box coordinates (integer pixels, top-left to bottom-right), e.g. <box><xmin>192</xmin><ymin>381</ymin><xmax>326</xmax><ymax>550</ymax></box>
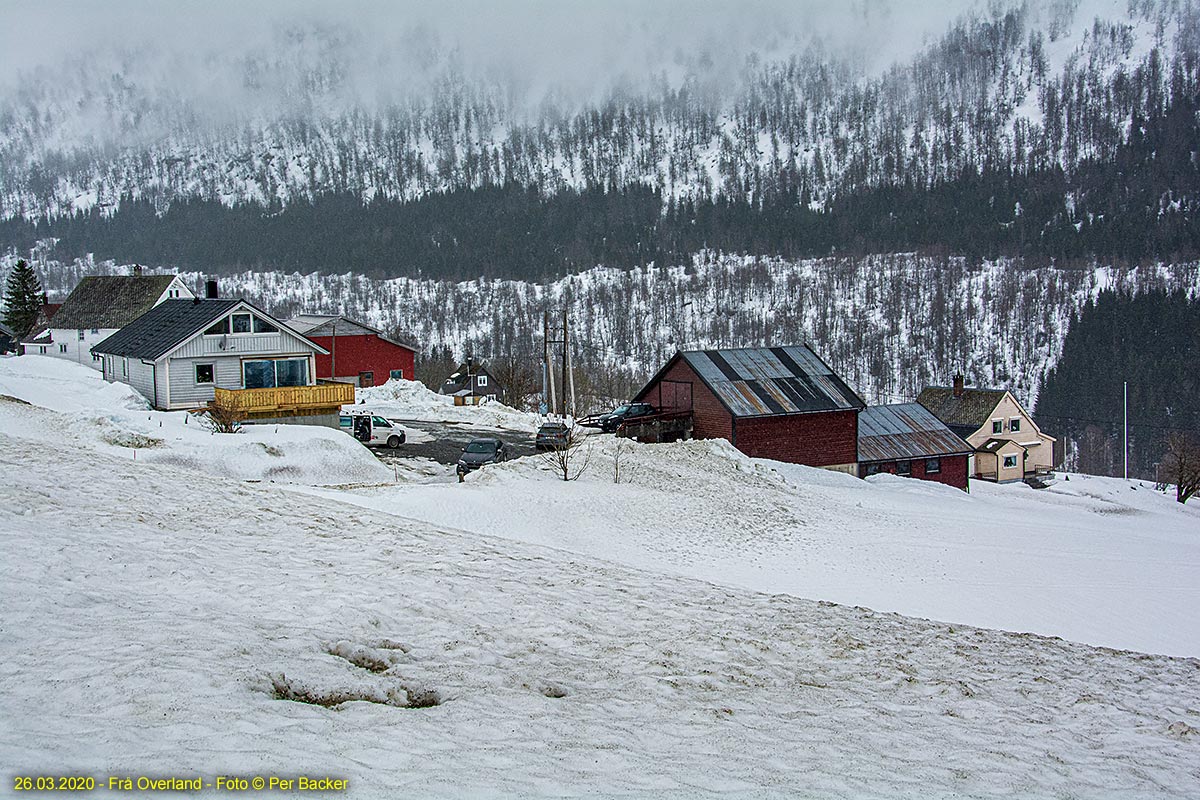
<box><xmin>353</xmin><ymin>378</ymin><xmax>539</xmax><ymax>430</ymax></box>
<box><xmin>306</xmin><ymin>434</ymin><xmax>1200</xmax><ymax>657</ymax></box>
<box><xmin>0</xmin><ymin>356</ymin><xmax>391</xmax><ymax>486</ymax></box>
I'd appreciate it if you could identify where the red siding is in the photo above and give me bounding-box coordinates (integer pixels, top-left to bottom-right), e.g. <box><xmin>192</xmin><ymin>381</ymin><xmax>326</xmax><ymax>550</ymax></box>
<box><xmin>862</xmin><ymin>454</ymin><xmax>969</xmax><ymax>491</ymax></box>
<box><xmin>641</xmin><ymin>358</ymin><xmax>732</xmax><ymax>441</ymax></box>
<box><xmin>308</xmin><ymin>333</ymin><xmax>415</xmax><ymax>386</ymax></box>
<box><xmin>735</xmin><ymin>409</ymin><xmax>859</xmax><ymax>467</ymax></box>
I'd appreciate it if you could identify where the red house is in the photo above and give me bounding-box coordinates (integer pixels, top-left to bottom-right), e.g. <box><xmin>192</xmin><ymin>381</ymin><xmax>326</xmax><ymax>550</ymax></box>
<box><xmin>633</xmin><ymin>346</ymin><xmax>865</xmax><ymax>474</ymax></box>
<box><xmin>857</xmin><ymin>403</ymin><xmax>972</xmax><ymax>490</ymax></box>
<box><xmin>287</xmin><ymin>315</ymin><xmax>416</xmax><ymax>387</ymax></box>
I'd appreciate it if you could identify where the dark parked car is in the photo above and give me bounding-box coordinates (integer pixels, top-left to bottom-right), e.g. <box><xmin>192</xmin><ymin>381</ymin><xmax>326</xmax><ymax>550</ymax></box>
<box><xmin>456</xmin><ymin>437</ymin><xmax>509</xmax><ymax>479</ymax></box>
<box><xmin>597</xmin><ymin>402</ymin><xmax>657</xmax><ymax>433</ymax></box>
<box><xmin>535</xmin><ymin>422</ymin><xmax>570</xmax><ymax>451</ymax></box>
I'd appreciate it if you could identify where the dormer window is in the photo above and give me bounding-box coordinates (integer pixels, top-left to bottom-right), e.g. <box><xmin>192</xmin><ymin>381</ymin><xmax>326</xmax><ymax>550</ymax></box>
<box><xmin>205</xmin><ymin>318</ymin><xmax>230</xmax><ymax>336</ymax></box>
<box><xmin>231</xmin><ymin>313</ymin><xmax>252</xmax><ymax>334</ymax></box>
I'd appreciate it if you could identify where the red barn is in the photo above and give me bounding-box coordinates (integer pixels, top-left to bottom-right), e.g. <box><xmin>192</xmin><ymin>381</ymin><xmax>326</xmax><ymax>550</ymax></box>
<box><xmin>633</xmin><ymin>346</ymin><xmax>865</xmax><ymax>474</ymax></box>
<box><xmin>857</xmin><ymin>403</ymin><xmax>972</xmax><ymax>491</ymax></box>
<box><xmin>287</xmin><ymin>315</ymin><xmax>416</xmax><ymax>387</ymax></box>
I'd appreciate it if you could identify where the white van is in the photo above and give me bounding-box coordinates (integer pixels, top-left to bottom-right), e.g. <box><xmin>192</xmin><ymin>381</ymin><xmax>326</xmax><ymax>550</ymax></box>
<box><xmin>339</xmin><ymin>412</ymin><xmax>407</xmax><ymax>449</ymax></box>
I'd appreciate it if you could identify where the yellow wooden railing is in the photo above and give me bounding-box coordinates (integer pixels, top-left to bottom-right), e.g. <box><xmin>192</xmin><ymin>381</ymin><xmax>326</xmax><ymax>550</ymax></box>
<box><xmin>212</xmin><ymin>382</ymin><xmax>355</xmax><ymax>414</ymax></box>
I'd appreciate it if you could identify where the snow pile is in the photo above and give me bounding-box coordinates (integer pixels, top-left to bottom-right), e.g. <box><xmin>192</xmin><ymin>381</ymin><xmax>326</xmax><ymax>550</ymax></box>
<box><xmin>0</xmin><ymin>353</ymin><xmax>149</xmax><ymax>413</ymax></box>
<box><xmin>353</xmin><ymin>377</ymin><xmax>539</xmax><ymax>430</ymax></box>
<box><xmin>305</xmin><ymin>435</ymin><xmax>1200</xmax><ymax>657</ymax></box>
<box><xmin>0</xmin><ymin>356</ymin><xmax>391</xmax><ymax>486</ymax></box>
<box><xmin>3</xmin><ymin>435</ymin><xmax>1199</xmax><ymax>797</ymax></box>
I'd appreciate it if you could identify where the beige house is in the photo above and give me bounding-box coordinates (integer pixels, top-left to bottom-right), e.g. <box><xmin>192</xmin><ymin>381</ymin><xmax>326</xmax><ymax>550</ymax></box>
<box><xmin>917</xmin><ymin>376</ymin><xmax>1056</xmax><ymax>483</ymax></box>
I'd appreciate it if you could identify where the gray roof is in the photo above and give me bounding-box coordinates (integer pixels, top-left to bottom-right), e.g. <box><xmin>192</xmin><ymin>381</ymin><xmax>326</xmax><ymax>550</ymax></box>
<box><xmin>639</xmin><ymin>346</ymin><xmax>864</xmax><ymax>418</ymax></box>
<box><xmin>979</xmin><ymin>437</ymin><xmax>1024</xmax><ymax>453</ymax></box>
<box><xmin>916</xmin><ymin>386</ymin><xmax>1008</xmax><ymax>435</ymax></box>
<box><xmin>857</xmin><ymin>403</ymin><xmax>972</xmax><ymax>463</ymax></box>
<box><xmin>0</xmin><ymin>322</ymin><xmax>13</xmax><ymax>337</ymax></box>
<box><xmin>45</xmin><ymin>275</ymin><xmax>178</xmax><ymax>330</ymax></box>
<box><xmin>92</xmin><ymin>299</ymin><xmax>244</xmax><ymax>359</ymax></box>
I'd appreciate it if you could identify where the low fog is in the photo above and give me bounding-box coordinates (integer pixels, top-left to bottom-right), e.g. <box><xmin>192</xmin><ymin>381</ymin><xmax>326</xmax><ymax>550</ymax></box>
<box><xmin>3</xmin><ymin>0</ymin><xmax>986</xmax><ymax>112</ymax></box>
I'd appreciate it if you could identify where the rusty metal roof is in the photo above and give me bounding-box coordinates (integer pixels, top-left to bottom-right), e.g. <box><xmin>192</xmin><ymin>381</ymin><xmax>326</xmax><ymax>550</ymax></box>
<box><xmin>678</xmin><ymin>346</ymin><xmax>865</xmax><ymax>418</ymax></box>
<box><xmin>857</xmin><ymin>403</ymin><xmax>973</xmax><ymax>463</ymax></box>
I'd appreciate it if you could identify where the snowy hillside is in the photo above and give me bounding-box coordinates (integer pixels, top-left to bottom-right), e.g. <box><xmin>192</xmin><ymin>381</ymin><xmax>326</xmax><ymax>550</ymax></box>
<box><xmin>2</xmin><ymin>362</ymin><xmax>1199</xmax><ymax>796</ymax></box>
<box><xmin>17</xmin><ymin>250</ymin><xmax>1199</xmax><ymax>411</ymax></box>
<box><xmin>0</xmin><ymin>0</ymin><xmax>1193</xmax><ymax>220</ymax></box>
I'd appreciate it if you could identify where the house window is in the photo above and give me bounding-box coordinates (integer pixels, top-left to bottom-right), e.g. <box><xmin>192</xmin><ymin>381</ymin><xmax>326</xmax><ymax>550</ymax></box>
<box><xmin>389</xmin><ymin>368</ymin><xmax>403</xmax><ymax>380</ymax></box>
<box><xmin>992</xmin><ymin>420</ymin><xmax>1003</xmax><ymax>434</ymax></box>
<box><xmin>77</xmin><ymin>329</ymin><xmax>85</xmax><ymax>340</ymax></box>
<box><xmin>92</xmin><ymin>352</ymin><xmax>101</xmax><ymax>362</ymax></box>
<box><xmin>1003</xmin><ymin>454</ymin><xmax>1018</xmax><ymax>469</ymax></box>
<box><xmin>925</xmin><ymin>457</ymin><xmax>941</xmax><ymax>474</ymax></box>
<box><xmin>90</xmin><ymin>328</ymin><xmax>99</xmax><ymax>335</ymax></box>
<box><xmin>243</xmin><ymin>358</ymin><xmax>308</xmax><ymax>389</ymax></box>
<box><xmin>231</xmin><ymin>313</ymin><xmax>253</xmax><ymax>334</ymax></box>
<box><xmin>122</xmin><ymin>358</ymin><xmax>128</xmax><ymax>378</ymax></box>
<box><xmin>39</xmin><ymin>346</ymin><xmax>47</xmax><ymax>354</ymax></box>
<box><xmin>59</xmin><ymin>344</ymin><xmax>68</xmax><ymax>353</ymax></box>
<box><xmin>863</xmin><ymin>463</ymin><xmax>881</xmax><ymax>476</ymax></box>
<box><xmin>477</xmin><ymin>375</ymin><xmax>488</xmax><ymax>387</ymax></box>
<box><xmin>896</xmin><ymin>460</ymin><xmax>911</xmax><ymax>475</ymax></box>
<box><xmin>205</xmin><ymin>318</ymin><xmax>230</xmax><ymax>336</ymax></box>
<box><xmin>1010</xmin><ymin>418</ymin><xmax>1021</xmax><ymax>432</ymax></box>
<box><xmin>195</xmin><ymin>364</ymin><xmax>215</xmax><ymax>384</ymax></box>
<box><xmin>252</xmin><ymin>316</ymin><xmax>278</xmax><ymax>333</ymax></box>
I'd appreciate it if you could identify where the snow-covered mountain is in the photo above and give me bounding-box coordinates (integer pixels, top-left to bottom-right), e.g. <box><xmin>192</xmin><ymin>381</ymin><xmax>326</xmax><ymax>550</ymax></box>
<box><xmin>1</xmin><ymin>0</ymin><xmax>1194</xmax><ymax>220</ymax></box>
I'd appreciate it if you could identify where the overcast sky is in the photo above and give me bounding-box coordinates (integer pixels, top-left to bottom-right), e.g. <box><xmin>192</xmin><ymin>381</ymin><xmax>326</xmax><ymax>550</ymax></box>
<box><xmin>3</xmin><ymin>0</ymin><xmax>988</xmax><ymax>96</ymax></box>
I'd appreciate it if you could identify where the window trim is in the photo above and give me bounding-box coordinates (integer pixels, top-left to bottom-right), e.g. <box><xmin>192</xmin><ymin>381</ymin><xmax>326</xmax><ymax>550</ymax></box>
<box><xmin>241</xmin><ymin>357</ymin><xmax>309</xmax><ymax>389</ymax></box>
<box><xmin>925</xmin><ymin>457</ymin><xmax>941</xmax><ymax>474</ymax></box>
<box><xmin>195</xmin><ymin>363</ymin><xmax>215</xmax><ymax>385</ymax></box>
<box><xmin>896</xmin><ymin>460</ymin><xmax>912</xmax><ymax>475</ymax></box>
<box><xmin>59</xmin><ymin>343</ymin><xmax>68</xmax><ymax>353</ymax></box>
<box><xmin>1010</xmin><ymin>417</ymin><xmax>1021</xmax><ymax>432</ymax></box>
<box><xmin>992</xmin><ymin>419</ymin><xmax>1003</xmax><ymax>434</ymax></box>
<box><xmin>1002</xmin><ymin>454</ymin><xmax>1019</xmax><ymax>469</ymax></box>
<box><xmin>477</xmin><ymin>374</ymin><xmax>488</xmax><ymax>387</ymax></box>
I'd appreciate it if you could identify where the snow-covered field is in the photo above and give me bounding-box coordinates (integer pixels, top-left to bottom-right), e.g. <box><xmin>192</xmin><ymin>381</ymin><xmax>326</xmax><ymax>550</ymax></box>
<box><xmin>3</xmin><ymin>356</ymin><xmax>1200</xmax><ymax>796</ymax></box>
<box><xmin>299</xmin><ymin>434</ymin><xmax>1200</xmax><ymax>659</ymax></box>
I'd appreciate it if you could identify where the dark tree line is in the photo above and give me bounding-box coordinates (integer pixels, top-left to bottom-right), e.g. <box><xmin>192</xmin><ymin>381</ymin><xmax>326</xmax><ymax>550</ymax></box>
<box><xmin>1034</xmin><ymin>290</ymin><xmax>1200</xmax><ymax>480</ymax></box>
<box><xmin>2</xmin><ymin>89</ymin><xmax>1197</xmax><ymax>281</ymax></box>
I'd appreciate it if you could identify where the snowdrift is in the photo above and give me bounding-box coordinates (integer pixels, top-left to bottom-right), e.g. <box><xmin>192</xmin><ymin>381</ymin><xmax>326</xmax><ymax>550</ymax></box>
<box><xmin>0</xmin><ymin>357</ymin><xmax>391</xmax><ymax>486</ymax></box>
<box><xmin>353</xmin><ymin>378</ymin><xmax>539</xmax><ymax>430</ymax></box>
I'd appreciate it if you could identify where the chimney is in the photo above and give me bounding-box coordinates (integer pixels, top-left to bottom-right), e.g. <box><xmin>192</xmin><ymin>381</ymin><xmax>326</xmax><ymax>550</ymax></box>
<box><xmin>205</xmin><ymin>280</ymin><xmax>219</xmax><ymax>299</ymax></box>
<box><xmin>953</xmin><ymin>373</ymin><xmax>965</xmax><ymax>398</ymax></box>
<box><xmin>131</xmin><ymin>263</ymin><xmax>143</xmax><ymax>277</ymax></box>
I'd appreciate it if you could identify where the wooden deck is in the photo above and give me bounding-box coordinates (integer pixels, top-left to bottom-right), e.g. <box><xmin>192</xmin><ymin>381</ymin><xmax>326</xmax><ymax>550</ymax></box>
<box><xmin>212</xmin><ymin>382</ymin><xmax>355</xmax><ymax>418</ymax></box>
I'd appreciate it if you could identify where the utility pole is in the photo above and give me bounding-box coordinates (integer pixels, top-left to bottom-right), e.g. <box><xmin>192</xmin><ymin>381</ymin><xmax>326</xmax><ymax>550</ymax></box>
<box><xmin>561</xmin><ymin>307</ymin><xmax>569</xmax><ymax>418</ymax></box>
<box><xmin>1123</xmin><ymin>380</ymin><xmax>1128</xmax><ymax>480</ymax></box>
<box><xmin>542</xmin><ymin>312</ymin><xmax>550</xmax><ymax>416</ymax></box>
<box><xmin>546</xmin><ymin>312</ymin><xmax>557</xmax><ymax>418</ymax></box>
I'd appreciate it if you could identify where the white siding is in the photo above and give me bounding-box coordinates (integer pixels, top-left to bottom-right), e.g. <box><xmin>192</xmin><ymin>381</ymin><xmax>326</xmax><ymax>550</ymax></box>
<box><xmin>33</xmin><ymin>327</ymin><xmax>117</xmax><ymax>370</ymax></box>
<box><xmin>171</xmin><ymin>327</ymin><xmax>316</xmax><ymax>359</ymax></box>
<box><xmin>167</xmin><ymin>356</ymin><xmax>243</xmax><ymax>409</ymax></box>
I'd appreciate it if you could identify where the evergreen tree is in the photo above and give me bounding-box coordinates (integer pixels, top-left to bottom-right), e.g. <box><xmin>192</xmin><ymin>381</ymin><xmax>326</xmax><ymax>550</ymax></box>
<box><xmin>2</xmin><ymin>260</ymin><xmax>43</xmax><ymax>338</ymax></box>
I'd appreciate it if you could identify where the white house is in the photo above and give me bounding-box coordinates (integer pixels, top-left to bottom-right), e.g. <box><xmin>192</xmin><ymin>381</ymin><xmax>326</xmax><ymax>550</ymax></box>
<box><xmin>22</xmin><ymin>272</ymin><xmax>193</xmax><ymax>369</ymax></box>
<box><xmin>92</xmin><ymin>298</ymin><xmax>330</xmax><ymax>413</ymax></box>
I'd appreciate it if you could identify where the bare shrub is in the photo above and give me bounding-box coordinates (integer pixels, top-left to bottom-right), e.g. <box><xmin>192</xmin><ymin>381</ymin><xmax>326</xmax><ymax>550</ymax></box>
<box><xmin>201</xmin><ymin>404</ymin><xmax>245</xmax><ymax>434</ymax></box>
<box><xmin>539</xmin><ymin>421</ymin><xmax>592</xmax><ymax>481</ymax></box>
<box><xmin>1156</xmin><ymin>432</ymin><xmax>1200</xmax><ymax>504</ymax></box>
